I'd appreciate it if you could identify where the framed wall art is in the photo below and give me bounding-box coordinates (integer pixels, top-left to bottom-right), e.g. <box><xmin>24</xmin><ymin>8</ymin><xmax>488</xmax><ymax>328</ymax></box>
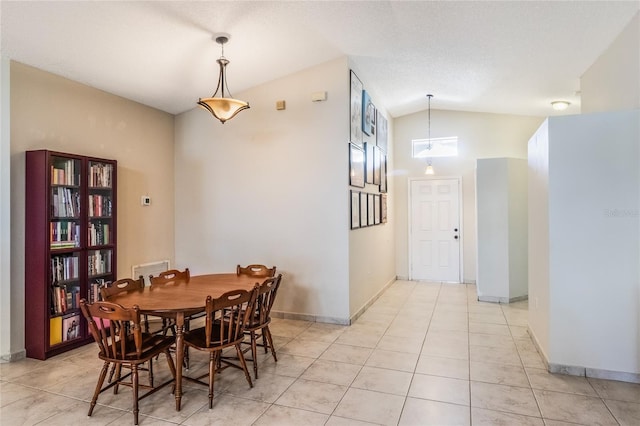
<box><xmin>365</xmin><ymin>142</ymin><xmax>375</xmax><ymax>184</ymax></box>
<box><xmin>367</xmin><ymin>193</ymin><xmax>375</xmax><ymax>226</ymax></box>
<box><xmin>374</xmin><ymin>194</ymin><xmax>381</xmax><ymax>224</ymax></box>
<box><xmin>350</xmin><ymin>190</ymin><xmax>360</xmax><ymax>229</ymax></box>
<box><xmin>350</xmin><ymin>71</ymin><xmax>363</xmax><ymax>146</ymax></box>
<box><xmin>362</xmin><ymin>90</ymin><xmax>376</xmax><ymax>136</ymax></box>
<box><xmin>381</xmin><ymin>194</ymin><xmax>388</xmax><ymax>223</ymax></box>
<box><xmin>373</xmin><ymin>146</ymin><xmax>382</xmax><ymax>185</ymax></box>
<box><xmin>379</xmin><ymin>152</ymin><xmax>387</xmax><ymax>193</ymax></box>
<box><xmin>376</xmin><ymin>110</ymin><xmax>388</xmax><ymax>152</ymax></box>
<box><xmin>349</xmin><ymin>143</ymin><xmax>365</xmax><ymax>188</ymax></box>
<box><xmin>360</xmin><ymin>192</ymin><xmax>368</xmax><ymax>227</ymax></box>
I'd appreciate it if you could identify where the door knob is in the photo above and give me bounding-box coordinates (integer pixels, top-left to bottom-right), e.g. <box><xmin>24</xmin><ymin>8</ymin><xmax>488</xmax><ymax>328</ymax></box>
<box><xmin>454</xmin><ymin>235</ymin><xmax>459</xmax><ymax>239</ymax></box>
<box><xmin>454</xmin><ymin>228</ymin><xmax>458</xmax><ymax>232</ymax></box>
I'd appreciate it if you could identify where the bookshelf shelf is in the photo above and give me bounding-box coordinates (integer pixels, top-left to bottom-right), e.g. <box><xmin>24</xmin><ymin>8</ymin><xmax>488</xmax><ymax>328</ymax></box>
<box><xmin>25</xmin><ymin>150</ymin><xmax>117</xmax><ymax>360</ymax></box>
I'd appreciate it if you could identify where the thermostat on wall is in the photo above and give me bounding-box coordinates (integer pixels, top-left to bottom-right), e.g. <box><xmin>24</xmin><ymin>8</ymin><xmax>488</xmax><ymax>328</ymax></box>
<box><xmin>141</xmin><ymin>196</ymin><xmax>151</xmax><ymax>206</ymax></box>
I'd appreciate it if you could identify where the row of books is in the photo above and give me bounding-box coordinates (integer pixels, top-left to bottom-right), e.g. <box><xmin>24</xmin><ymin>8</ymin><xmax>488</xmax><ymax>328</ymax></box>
<box><xmin>50</xmin><ymin>284</ymin><xmax>81</xmax><ymax>315</ymax></box>
<box><xmin>88</xmin><ymin>251</ymin><xmax>112</xmax><ymax>277</ymax></box>
<box><xmin>49</xmin><ymin>313</ymin><xmax>81</xmax><ymax>346</ymax></box>
<box><xmin>89</xmin><ymin>163</ymin><xmax>113</xmax><ymax>188</ymax></box>
<box><xmin>88</xmin><ymin>221</ymin><xmax>110</xmax><ymax>246</ymax></box>
<box><xmin>88</xmin><ymin>194</ymin><xmax>112</xmax><ymax>217</ymax></box>
<box><xmin>88</xmin><ymin>278</ymin><xmax>110</xmax><ymax>303</ymax></box>
<box><xmin>50</xmin><ymin>221</ymin><xmax>81</xmax><ymax>249</ymax></box>
<box><xmin>50</xmin><ymin>160</ymin><xmax>78</xmax><ymax>186</ymax></box>
<box><xmin>51</xmin><ymin>255</ymin><xmax>79</xmax><ymax>282</ymax></box>
<box><xmin>51</xmin><ymin>187</ymin><xmax>81</xmax><ymax>218</ymax></box>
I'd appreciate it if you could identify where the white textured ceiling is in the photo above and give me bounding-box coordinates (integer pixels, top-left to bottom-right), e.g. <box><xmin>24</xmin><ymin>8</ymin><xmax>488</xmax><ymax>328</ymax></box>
<box><xmin>1</xmin><ymin>1</ymin><xmax>638</xmax><ymax>117</ymax></box>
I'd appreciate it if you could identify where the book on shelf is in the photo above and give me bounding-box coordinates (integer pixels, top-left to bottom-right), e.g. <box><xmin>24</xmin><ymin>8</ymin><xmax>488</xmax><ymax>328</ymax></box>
<box><xmin>88</xmin><ymin>278</ymin><xmax>111</xmax><ymax>303</ymax></box>
<box><xmin>49</xmin><ymin>316</ymin><xmax>62</xmax><ymax>346</ymax></box>
<box><xmin>62</xmin><ymin>313</ymin><xmax>80</xmax><ymax>341</ymax></box>
<box><xmin>89</xmin><ymin>163</ymin><xmax>113</xmax><ymax>188</ymax></box>
<box><xmin>50</xmin><ymin>159</ymin><xmax>76</xmax><ymax>186</ymax></box>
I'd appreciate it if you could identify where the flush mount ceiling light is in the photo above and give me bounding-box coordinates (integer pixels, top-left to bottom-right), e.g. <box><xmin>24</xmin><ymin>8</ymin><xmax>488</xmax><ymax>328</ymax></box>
<box><xmin>197</xmin><ymin>34</ymin><xmax>249</xmax><ymax>124</ymax></box>
<box><xmin>551</xmin><ymin>100</ymin><xmax>571</xmax><ymax>111</ymax></box>
<box><xmin>424</xmin><ymin>94</ymin><xmax>435</xmax><ymax>175</ymax></box>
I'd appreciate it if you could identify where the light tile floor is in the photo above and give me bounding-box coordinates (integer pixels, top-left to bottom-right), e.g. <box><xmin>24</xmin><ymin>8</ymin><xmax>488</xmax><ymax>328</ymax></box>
<box><xmin>2</xmin><ymin>281</ymin><xmax>639</xmax><ymax>425</ymax></box>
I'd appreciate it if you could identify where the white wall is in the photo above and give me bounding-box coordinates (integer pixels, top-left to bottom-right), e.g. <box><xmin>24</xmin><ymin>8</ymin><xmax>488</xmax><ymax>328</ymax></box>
<box><xmin>529</xmin><ymin>112</ymin><xmax>640</xmax><ymax>380</ymax></box>
<box><xmin>394</xmin><ymin>110</ymin><xmax>543</xmax><ymax>282</ymax></box>
<box><xmin>347</xmin><ymin>63</ymin><xmax>397</xmax><ymax>319</ymax></box>
<box><xmin>476</xmin><ymin>157</ymin><xmax>528</xmax><ymax>302</ymax></box>
<box><xmin>581</xmin><ymin>12</ymin><xmax>639</xmax><ymax>113</ymax></box>
<box><xmin>527</xmin><ymin>121</ymin><xmax>551</xmax><ymax>362</ymax></box>
<box><xmin>507</xmin><ymin>159</ymin><xmax>528</xmax><ymax>299</ymax></box>
<box><xmin>549</xmin><ymin>111</ymin><xmax>639</xmax><ymax>377</ymax></box>
<box><xmin>0</xmin><ymin>57</ymin><xmax>12</xmax><ymax>361</ymax></box>
<box><xmin>175</xmin><ymin>57</ymin><xmax>390</xmax><ymax>323</ymax></box>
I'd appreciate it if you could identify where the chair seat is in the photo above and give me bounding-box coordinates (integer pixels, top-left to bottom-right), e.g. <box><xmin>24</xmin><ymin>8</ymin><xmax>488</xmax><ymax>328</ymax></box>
<box><xmin>184</xmin><ymin>323</ymin><xmax>241</xmax><ymax>350</ymax></box>
<box><xmin>100</xmin><ymin>333</ymin><xmax>175</xmax><ymax>362</ymax></box>
<box><xmin>245</xmin><ymin>316</ymin><xmax>271</xmax><ymax>331</ymax></box>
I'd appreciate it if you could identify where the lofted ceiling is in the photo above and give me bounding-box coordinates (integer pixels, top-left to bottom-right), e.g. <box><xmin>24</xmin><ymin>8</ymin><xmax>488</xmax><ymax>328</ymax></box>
<box><xmin>1</xmin><ymin>1</ymin><xmax>638</xmax><ymax>118</ymax></box>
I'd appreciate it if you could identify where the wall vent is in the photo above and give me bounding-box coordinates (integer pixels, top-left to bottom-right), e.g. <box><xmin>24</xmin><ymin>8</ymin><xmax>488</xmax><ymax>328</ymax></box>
<box><xmin>131</xmin><ymin>260</ymin><xmax>170</xmax><ymax>286</ymax></box>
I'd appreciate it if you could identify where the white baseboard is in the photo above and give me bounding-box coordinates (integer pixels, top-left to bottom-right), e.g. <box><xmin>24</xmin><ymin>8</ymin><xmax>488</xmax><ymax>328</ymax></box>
<box><xmin>0</xmin><ymin>349</ymin><xmax>26</xmax><ymax>363</ymax></box>
<box><xmin>528</xmin><ymin>325</ymin><xmax>640</xmax><ymax>384</ymax></box>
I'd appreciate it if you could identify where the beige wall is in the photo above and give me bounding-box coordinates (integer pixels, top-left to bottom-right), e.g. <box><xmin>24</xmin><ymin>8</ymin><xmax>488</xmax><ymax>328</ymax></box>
<box><xmin>9</xmin><ymin>62</ymin><xmax>175</xmax><ymax>355</ymax></box>
<box><xmin>581</xmin><ymin>12</ymin><xmax>639</xmax><ymax>113</ymax></box>
<box><xmin>393</xmin><ymin>109</ymin><xmax>543</xmax><ymax>282</ymax></box>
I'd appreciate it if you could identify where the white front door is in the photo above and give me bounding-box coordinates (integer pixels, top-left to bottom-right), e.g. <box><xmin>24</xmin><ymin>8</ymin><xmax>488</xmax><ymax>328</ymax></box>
<box><xmin>410</xmin><ymin>178</ymin><xmax>461</xmax><ymax>282</ymax></box>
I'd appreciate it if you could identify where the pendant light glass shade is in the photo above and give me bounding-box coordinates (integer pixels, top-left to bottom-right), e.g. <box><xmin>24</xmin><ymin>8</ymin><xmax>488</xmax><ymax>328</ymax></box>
<box><xmin>197</xmin><ymin>35</ymin><xmax>249</xmax><ymax>123</ymax></box>
<box><xmin>425</xmin><ymin>164</ymin><xmax>435</xmax><ymax>175</ymax></box>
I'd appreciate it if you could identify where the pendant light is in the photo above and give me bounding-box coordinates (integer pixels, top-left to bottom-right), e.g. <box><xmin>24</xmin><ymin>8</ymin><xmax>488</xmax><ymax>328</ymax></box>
<box><xmin>424</xmin><ymin>94</ymin><xmax>435</xmax><ymax>175</ymax></box>
<box><xmin>197</xmin><ymin>34</ymin><xmax>250</xmax><ymax>123</ymax></box>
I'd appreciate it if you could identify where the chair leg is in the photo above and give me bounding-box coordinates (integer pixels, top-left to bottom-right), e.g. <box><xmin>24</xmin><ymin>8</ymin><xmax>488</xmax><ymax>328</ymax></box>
<box><xmin>250</xmin><ymin>330</ymin><xmax>259</xmax><ymax>379</ymax></box>
<box><xmin>208</xmin><ymin>352</ymin><xmax>216</xmax><ymax>409</ymax></box>
<box><xmin>235</xmin><ymin>344</ymin><xmax>253</xmax><ymax>389</ymax></box>
<box><xmin>132</xmin><ymin>364</ymin><xmax>139</xmax><ymax>425</ymax></box>
<box><xmin>148</xmin><ymin>357</ymin><xmax>154</xmax><ymax>387</ymax></box>
<box><xmin>264</xmin><ymin>326</ymin><xmax>278</xmax><ymax>362</ymax></box>
<box><xmin>88</xmin><ymin>361</ymin><xmax>110</xmax><ymax>417</ymax></box>
<box><xmin>113</xmin><ymin>364</ymin><xmax>122</xmax><ymax>394</ymax></box>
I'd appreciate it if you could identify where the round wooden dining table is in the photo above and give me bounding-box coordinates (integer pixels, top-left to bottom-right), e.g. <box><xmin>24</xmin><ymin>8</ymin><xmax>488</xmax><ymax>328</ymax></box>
<box><xmin>106</xmin><ymin>273</ymin><xmax>262</xmax><ymax>411</ymax></box>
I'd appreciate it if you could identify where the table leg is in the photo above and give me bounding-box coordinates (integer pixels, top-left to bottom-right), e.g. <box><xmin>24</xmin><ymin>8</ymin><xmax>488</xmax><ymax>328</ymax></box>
<box><xmin>174</xmin><ymin>312</ymin><xmax>184</xmax><ymax>411</ymax></box>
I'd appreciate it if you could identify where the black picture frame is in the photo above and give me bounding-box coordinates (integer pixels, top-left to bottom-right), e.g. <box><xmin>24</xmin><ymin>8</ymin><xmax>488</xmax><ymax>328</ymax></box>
<box><xmin>365</xmin><ymin>142</ymin><xmax>375</xmax><ymax>184</ymax></box>
<box><xmin>374</xmin><ymin>194</ymin><xmax>381</xmax><ymax>224</ymax></box>
<box><xmin>381</xmin><ymin>194</ymin><xmax>388</xmax><ymax>223</ymax></box>
<box><xmin>376</xmin><ymin>110</ymin><xmax>388</xmax><ymax>152</ymax></box>
<box><xmin>360</xmin><ymin>192</ymin><xmax>368</xmax><ymax>227</ymax></box>
<box><xmin>362</xmin><ymin>91</ymin><xmax>375</xmax><ymax>136</ymax></box>
<box><xmin>367</xmin><ymin>193</ymin><xmax>375</xmax><ymax>226</ymax></box>
<box><xmin>373</xmin><ymin>146</ymin><xmax>382</xmax><ymax>185</ymax></box>
<box><xmin>350</xmin><ymin>71</ymin><xmax>363</xmax><ymax>146</ymax></box>
<box><xmin>350</xmin><ymin>190</ymin><xmax>360</xmax><ymax>229</ymax></box>
<box><xmin>349</xmin><ymin>143</ymin><xmax>365</xmax><ymax>188</ymax></box>
<box><xmin>379</xmin><ymin>153</ymin><xmax>387</xmax><ymax>193</ymax></box>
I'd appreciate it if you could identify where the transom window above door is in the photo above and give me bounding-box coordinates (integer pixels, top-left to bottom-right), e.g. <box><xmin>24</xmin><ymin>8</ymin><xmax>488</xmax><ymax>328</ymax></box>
<box><xmin>412</xmin><ymin>137</ymin><xmax>458</xmax><ymax>158</ymax></box>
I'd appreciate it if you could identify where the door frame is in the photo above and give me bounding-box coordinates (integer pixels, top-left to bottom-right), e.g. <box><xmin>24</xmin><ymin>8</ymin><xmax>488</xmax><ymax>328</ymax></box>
<box><xmin>407</xmin><ymin>176</ymin><xmax>464</xmax><ymax>283</ymax></box>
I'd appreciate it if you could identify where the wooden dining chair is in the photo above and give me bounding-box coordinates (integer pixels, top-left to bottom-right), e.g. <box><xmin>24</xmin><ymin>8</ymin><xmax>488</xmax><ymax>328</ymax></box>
<box><xmin>243</xmin><ymin>274</ymin><xmax>282</xmax><ymax>379</ymax></box>
<box><xmin>149</xmin><ymin>268</ymin><xmax>191</xmax><ymax>335</ymax></box>
<box><xmin>183</xmin><ymin>286</ymin><xmax>259</xmax><ymax>409</ymax></box>
<box><xmin>80</xmin><ymin>299</ymin><xmax>176</xmax><ymax>425</ymax></box>
<box><xmin>236</xmin><ymin>264</ymin><xmax>277</xmax><ymax>278</ymax></box>
<box><xmin>150</xmin><ymin>268</ymin><xmax>191</xmax><ymax>285</ymax></box>
<box><xmin>100</xmin><ymin>277</ymin><xmax>153</xmax><ymax>384</ymax></box>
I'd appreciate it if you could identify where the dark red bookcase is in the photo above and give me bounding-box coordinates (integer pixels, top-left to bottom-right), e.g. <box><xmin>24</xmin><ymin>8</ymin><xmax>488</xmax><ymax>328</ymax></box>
<box><xmin>25</xmin><ymin>150</ymin><xmax>117</xmax><ymax>359</ymax></box>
